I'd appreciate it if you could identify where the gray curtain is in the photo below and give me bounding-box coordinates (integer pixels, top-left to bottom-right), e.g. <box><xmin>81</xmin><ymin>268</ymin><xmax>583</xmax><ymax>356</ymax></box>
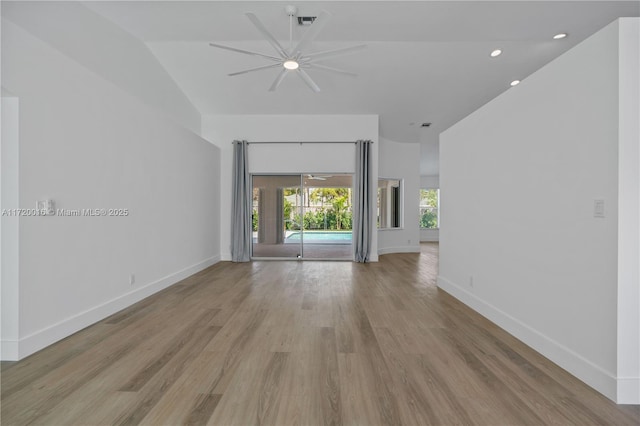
<box><xmin>231</xmin><ymin>140</ymin><xmax>251</xmax><ymax>262</ymax></box>
<box><xmin>354</xmin><ymin>140</ymin><xmax>372</xmax><ymax>262</ymax></box>
<box><xmin>276</xmin><ymin>188</ymin><xmax>284</xmax><ymax>244</ymax></box>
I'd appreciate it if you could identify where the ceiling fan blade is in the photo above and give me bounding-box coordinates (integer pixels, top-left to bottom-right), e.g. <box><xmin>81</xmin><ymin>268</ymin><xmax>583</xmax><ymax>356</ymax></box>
<box><xmin>296</xmin><ymin>69</ymin><xmax>321</xmax><ymax>93</ymax></box>
<box><xmin>245</xmin><ymin>12</ymin><xmax>288</xmax><ymax>58</ymax></box>
<box><xmin>269</xmin><ymin>68</ymin><xmax>289</xmax><ymax>91</ymax></box>
<box><xmin>291</xmin><ymin>10</ymin><xmax>331</xmax><ymax>57</ymax></box>
<box><xmin>209</xmin><ymin>43</ymin><xmax>282</xmax><ymax>62</ymax></box>
<box><xmin>303</xmin><ymin>44</ymin><xmax>367</xmax><ymax>61</ymax></box>
<box><xmin>306</xmin><ymin>63</ymin><xmax>357</xmax><ymax>78</ymax></box>
<box><xmin>229</xmin><ymin>63</ymin><xmax>282</xmax><ymax>77</ymax></box>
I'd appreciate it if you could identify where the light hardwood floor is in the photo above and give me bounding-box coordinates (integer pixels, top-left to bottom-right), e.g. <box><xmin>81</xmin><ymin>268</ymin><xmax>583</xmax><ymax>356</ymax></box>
<box><xmin>1</xmin><ymin>243</ymin><xmax>638</xmax><ymax>425</ymax></box>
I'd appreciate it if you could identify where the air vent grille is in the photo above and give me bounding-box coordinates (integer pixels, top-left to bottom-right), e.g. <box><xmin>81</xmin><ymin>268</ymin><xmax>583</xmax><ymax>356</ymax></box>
<box><xmin>297</xmin><ymin>16</ymin><xmax>317</xmax><ymax>25</ymax></box>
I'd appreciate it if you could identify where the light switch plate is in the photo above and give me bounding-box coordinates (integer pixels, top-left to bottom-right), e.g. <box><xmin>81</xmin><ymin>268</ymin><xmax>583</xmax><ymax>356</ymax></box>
<box><xmin>594</xmin><ymin>199</ymin><xmax>605</xmax><ymax>218</ymax></box>
<box><xmin>36</xmin><ymin>199</ymin><xmax>56</xmax><ymax>215</ymax></box>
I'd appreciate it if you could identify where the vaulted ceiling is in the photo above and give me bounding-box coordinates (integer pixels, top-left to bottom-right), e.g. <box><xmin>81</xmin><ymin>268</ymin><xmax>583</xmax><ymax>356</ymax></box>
<box><xmin>8</xmin><ymin>1</ymin><xmax>640</xmax><ymax>175</ymax></box>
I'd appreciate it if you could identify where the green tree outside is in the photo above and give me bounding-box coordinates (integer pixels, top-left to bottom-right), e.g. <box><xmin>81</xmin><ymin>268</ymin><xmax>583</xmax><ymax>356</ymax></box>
<box><xmin>283</xmin><ymin>187</ymin><xmax>352</xmax><ymax>231</ymax></box>
<box><xmin>420</xmin><ymin>189</ymin><xmax>439</xmax><ymax>229</ymax></box>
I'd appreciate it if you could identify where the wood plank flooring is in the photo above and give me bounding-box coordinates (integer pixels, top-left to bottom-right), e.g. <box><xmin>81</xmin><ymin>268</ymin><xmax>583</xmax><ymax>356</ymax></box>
<box><xmin>1</xmin><ymin>243</ymin><xmax>639</xmax><ymax>425</ymax></box>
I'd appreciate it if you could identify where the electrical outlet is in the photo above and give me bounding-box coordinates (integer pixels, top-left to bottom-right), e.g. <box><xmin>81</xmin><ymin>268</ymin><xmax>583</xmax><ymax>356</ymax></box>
<box><xmin>129</xmin><ymin>274</ymin><xmax>135</xmax><ymax>286</ymax></box>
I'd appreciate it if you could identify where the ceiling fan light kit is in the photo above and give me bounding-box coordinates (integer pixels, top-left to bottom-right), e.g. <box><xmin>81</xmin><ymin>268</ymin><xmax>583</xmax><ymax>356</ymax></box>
<box><xmin>209</xmin><ymin>5</ymin><xmax>366</xmax><ymax>92</ymax></box>
<box><xmin>283</xmin><ymin>59</ymin><xmax>299</xmax><ymax>70</ymax></box>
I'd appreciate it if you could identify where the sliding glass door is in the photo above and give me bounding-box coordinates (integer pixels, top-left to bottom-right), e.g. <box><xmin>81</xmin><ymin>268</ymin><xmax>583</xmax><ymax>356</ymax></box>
<box><xmin>251</xmin><ymin>174</ymin><xmax>353</xmax><ymax>260</ymax></box>
<box><xmin>301</xmin><ymin>174</ymin><xmax>353</xmax><ymax>259</ymax></box>
<box><xmin>252</xmin><ymin>175</ymin><xmax>302</xmax><ymax>259</ymax></box>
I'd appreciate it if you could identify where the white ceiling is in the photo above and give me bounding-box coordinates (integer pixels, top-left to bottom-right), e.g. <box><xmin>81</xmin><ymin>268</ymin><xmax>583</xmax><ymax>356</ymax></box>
<box><xmin>79</xmin><ymin>1</ymin><xmax>639</xmax><ymax>174</ymax></box>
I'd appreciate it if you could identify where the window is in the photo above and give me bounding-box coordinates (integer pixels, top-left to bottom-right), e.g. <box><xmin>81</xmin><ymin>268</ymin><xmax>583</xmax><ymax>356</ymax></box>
<box><xmin>419</xmin><ymin>189</ymin><xmax>439</xmax><ymax>229</ymax></box>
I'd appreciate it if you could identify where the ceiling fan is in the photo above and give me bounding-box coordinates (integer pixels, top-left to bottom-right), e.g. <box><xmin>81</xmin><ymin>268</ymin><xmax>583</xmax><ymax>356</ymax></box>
<box><xmin>307</xmin><ymin>174</ymin><xmax>332</xmax><ymax>181</ymax></box>
<box><xmin>209</xmin><ymin>5</ymin><xmax>366</xmax><ymax>92</ymax></box>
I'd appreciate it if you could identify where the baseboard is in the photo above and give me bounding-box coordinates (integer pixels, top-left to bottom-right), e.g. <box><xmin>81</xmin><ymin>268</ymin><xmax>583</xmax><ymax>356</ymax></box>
<box><xmin>437</xmin><ymin>275</ymin><xmax>618</xmax><ymax>402</ymax></box>
<box><xmin>9</xmin><ymin>255</ymin><xmax>220</xmax><ymax>361</ymax></box>
<box><xmin>378</xmin><ymin>245</ymin><xmax>421</xmax><ymax>256</ymax></box>
<box><xmin>617</xmin><ymin>377</ymin><xmax>640</xmax><ymax>404</ymax></box>
<box><xmin>420</xmin><ymin>229</ymin><xmax>439</xmax><ymax>242</ymax></box>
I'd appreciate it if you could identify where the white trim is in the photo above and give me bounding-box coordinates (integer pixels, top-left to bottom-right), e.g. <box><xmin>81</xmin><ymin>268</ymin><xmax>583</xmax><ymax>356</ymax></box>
<box><xmin>420</xmin><ymin>228</ymin><xmax>439</xmax><ymax>242</ymax></box>
<box><xmin>437</xmin><ymin>275</ymin><xmax>617</xmax><ymax>401</ymax></box>
<box><xmin>1</xmin><ymin>340</ymin><xmax>19</xmax><ymax>361</ymax></box>
<box><xmin>616</xmin><ymin>17</ymin><xmax>640</xmax><ymax>405</ymax></box>
<box><xmin>378</xmin><ymin>245</ymin><xmax>420</xmax><ymax>256</ymax></box>
<box><xmin>1</xmin><ymin>97</ymin><xmax>21</xmax><ymax>362</ymax></box>
<box><xmin>6</xmin><ymin>256</ymin><xmax>220</xmax><ymax>361</ymax></box>
<box><xmin>420</xmin><ymin>237</ymin><xmax>439</xmax><ymax>242</ymax></box>
<box><xmin>616</xmin><ymin>377</ymin><xmax>640</xmax><ymax>404</ymax></box>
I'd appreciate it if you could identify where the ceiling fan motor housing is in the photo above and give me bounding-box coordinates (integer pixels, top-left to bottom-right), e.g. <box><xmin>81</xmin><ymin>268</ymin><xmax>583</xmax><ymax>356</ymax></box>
<box><xmin>285</xmin><ymin>5</ymin><xmax>297</xmax><ymax>16</ymax></box>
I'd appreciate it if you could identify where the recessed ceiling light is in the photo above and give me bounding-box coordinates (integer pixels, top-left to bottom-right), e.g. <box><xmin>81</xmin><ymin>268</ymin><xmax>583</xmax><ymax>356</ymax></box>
<box><xmin>283</xmin><ymin>60</ymin><xmax>299</xmax><ymax>70</ymax></box>
<box><xmin>510</xmin><ymin>80</ymin><xmax>521</xmax><ymax>86</ymax></box>
<box><xmin>553</xmin><ymin>33</ymin><xmax>568</xmax><ymax>40</ymax></box>
<box><xmin>490</xmin><ymin>49</ymin><xmax>502</xmax><ymax>57</ymax></box>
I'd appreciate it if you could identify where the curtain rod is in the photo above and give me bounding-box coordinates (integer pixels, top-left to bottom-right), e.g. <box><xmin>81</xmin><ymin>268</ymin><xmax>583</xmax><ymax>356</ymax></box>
<box><xmin>232</xmin><ymin>141</ymin><xmax>373</xmax><ymax>145</ymax></box>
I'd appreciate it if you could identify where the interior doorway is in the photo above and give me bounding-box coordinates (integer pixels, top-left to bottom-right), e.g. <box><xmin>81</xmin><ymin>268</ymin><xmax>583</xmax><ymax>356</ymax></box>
<box><xmin>251</xmin><ymin>174</ymin><xmax>353</xmax><ymax>260</ymax></box>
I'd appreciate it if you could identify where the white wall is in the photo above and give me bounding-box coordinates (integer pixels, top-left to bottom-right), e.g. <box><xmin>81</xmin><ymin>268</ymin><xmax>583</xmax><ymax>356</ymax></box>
<box><xmin>249</xmin><ymin>143</ymin><xmax>356</xmax><ymax>175</ymax></box>
<box><xmin>201</xmin><ymin>114</ymin><xmax>378</xmax><ymax>261</ymax></box>
<box><xmin>378</xmin><ymin>138</ymin><xmax>421</xmax><ymax>254</ymax></box>
<box><xmin>1</xmin><ymin>97</ymin><xmax>20</xmax><ymax>359</ymax></box>
<box><xmin>1</xmin><ymin>20</ymin><xmax>220</xmax><ymax>360</ymax></box>
<box><xmin>439</xmin><ymin>19</ymin><xmax>639</xmax><ymax>403</ymax></box>
<box><xmin>1</xmin><ymin>1</ymin><xmax>201</xmax><ymax>134</ymax></box>
<box><xmin>420</xmin><ymin>175</ymin><xmax>440</xmax><ymax>242</ymax></box>
<box><xmin>420</xmin><ymin>175</ymin><xmax>440</xmax><ymax>188</ymax></box>
<box><xmin>616</xmin><ymin>18</ymin><xmax>640</xmax><ymax>404</ymax></box>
